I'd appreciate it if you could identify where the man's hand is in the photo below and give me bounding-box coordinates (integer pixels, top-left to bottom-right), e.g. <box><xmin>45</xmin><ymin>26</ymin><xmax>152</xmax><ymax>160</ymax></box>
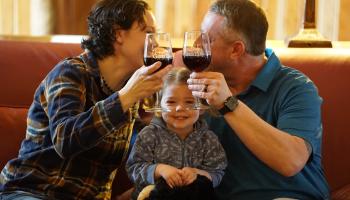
<box><xmin>187</xmin><ymin>71</ymin><xmax>232</xmax><ymax>109</ymax></box>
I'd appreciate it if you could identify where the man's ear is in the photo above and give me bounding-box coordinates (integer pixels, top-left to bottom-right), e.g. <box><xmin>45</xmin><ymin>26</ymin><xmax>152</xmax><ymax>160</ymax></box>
<box><xmin>230</xmin><ymin>40</ymin><xmax>245</xmax><ymax>59</ymax></box>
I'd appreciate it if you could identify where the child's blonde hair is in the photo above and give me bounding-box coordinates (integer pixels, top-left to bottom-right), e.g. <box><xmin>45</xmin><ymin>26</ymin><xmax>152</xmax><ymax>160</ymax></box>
<box><xmin>160</xmin><ymin>67</ymin><xmax>191</xmax><ymax>98</ymax></box>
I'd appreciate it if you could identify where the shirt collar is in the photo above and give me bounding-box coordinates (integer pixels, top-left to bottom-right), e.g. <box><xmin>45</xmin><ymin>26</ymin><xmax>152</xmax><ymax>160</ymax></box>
<box><xmin>80</xmin><ymin>51</ymin><xmax>100</xmax><ymax>79</ymax></box>
<box><xmin>249</xmin><ymin>48</ymin><xmax>281</xmax><ymax>92</ymax></box>
<box><xmin>79</xmin><ymin>51</ymin><xmax>115</xmax><ymax>95</ymax></box>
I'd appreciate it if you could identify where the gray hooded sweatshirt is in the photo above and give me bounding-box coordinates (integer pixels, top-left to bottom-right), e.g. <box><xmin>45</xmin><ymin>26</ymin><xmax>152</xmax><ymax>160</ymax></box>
<box><xmin>126</xmin><ymin>117</ymin><xmax>227</xmax><ymax>199</ymax></box>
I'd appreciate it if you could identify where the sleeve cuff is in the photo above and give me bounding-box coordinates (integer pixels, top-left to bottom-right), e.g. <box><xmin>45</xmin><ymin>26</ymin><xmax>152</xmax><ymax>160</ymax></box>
<box><xmin>102</xmin><ymin>92</ymin><xmax>129</xmax><ymax>128</ymax></box>
<box><xmin>146</xmin><ymin>164</ymin><xmax>157</xmax><ymax>184</ymax></box>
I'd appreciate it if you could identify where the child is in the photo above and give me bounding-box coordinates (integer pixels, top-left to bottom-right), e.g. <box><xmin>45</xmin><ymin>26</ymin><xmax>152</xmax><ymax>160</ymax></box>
<box><xmin>126</xmin><ymin>67</ymin><xmax>227</xmax><ymax>200</ymax></box>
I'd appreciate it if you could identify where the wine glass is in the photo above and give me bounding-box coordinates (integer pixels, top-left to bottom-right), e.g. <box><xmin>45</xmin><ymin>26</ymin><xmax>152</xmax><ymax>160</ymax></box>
<box><xmin>182</xmin><ymin>31</ymin><xmax>211</xmax><ymax>110</ymax></box>
<box><xmin>143</xmin><ymin>32</ymin><xmax>173</xmax><ymax>113</ymax></box>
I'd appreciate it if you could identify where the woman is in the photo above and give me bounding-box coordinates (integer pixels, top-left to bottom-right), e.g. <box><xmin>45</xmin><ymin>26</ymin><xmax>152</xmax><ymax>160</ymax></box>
<box><xmin>0</xmin><ymin>0</ymin><xmax>171</xmax><ymax>199</ymax></box>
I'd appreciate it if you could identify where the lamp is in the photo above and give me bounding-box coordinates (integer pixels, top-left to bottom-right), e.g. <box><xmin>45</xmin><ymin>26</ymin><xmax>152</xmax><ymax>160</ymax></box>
<box><xmin>287</xmin><ymin>0</ymin><xmax>332</xmax><ymax>48</ymax></box>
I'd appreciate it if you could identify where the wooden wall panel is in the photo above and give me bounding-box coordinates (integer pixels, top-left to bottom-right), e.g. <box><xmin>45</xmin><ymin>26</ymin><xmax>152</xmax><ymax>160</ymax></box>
<box><xmin>0</xmin><ymin>0</ymin><xmax>14</xmax><ymax>34</ymax></box>
<box><xmin>317</xmin><ymin>0</ymin><xmax>340</xmax><ymax>41</ymax></box>
<box><xmin>0</xmin><ymin>0</ymin><xmax>349</xmax><ymax>41</ymax></box>
<box><xmin>16</xmin><ymin>0</ymin><xmax>30</xmax><ymax>34</ymax></box>
<box><xmin>53</xmin><ymin>0</ymin><xmax>97</xmax><ymax>35</ymax></box>
<box><xmin>30</xmin><ymin>0</ymin><xmax>54</xmax><ymax>35</ymax></box>
<box><xmin>339</xmin><ymin>0</ymin><xmax>350</xmax><ymax>40</ymax></box>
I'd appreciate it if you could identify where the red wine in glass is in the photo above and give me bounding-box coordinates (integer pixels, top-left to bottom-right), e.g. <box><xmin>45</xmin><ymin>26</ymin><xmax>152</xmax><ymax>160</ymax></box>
<box><xmin>142</xmin><ymin>57</ymin><xmax>173</xmax><ymax>112</ymax></box>
<box><xmin>143</xmin><ymin>32</ymin><xmax>173</xmax><ymax>113</ymax></box>
<box><xmin>183</xmin><ymin>31</ymin><xmax>211</xmax><ymax>110</ymax></box>
<box><xmin>182</xmin><ymin>55</ymin><xmax>211</xmax><ymax>72</ymax></box>
<box><xmin>144</xmin><ymin>57</ymin><xmax>173</xmax><ymax>71</ymax></box>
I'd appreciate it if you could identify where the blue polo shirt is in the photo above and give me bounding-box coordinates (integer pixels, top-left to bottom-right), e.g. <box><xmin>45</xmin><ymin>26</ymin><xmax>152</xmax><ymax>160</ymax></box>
<box><xmin>206</xmin><ymin>49</ymin><xmax>329</xmax><ymax>200</ymax></box>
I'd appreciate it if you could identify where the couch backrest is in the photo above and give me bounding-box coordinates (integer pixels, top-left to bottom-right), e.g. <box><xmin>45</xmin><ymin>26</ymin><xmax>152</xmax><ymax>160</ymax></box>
<box><xmin>1</xmin><ymin>40</ymin><xmax>350</xmax><ymax>193</ymax></box>
<box><xmin>274</xmin><ymin>48</ymin><xmax>350</xmax><ymax>191</ymax></box>
<box><xmin>0</xmin><ymin>40</ymin><xmax>82</xmax><ymax>168</ymax></box>
<box><xmin>0</xmin><ymin>40</ymin><xmax>82</xmax><ymax>107</ymax></box>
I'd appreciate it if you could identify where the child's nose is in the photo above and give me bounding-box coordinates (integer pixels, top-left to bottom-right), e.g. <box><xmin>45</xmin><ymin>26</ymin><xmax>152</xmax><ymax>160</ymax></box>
<box><xmin>175</xmin><ymin>104</ymin><xmax>192</xmax><ymax>112</ymax></box>
<box><xmin>175</xmin><ymin>104</ymin><xmax>186</xmax><ymax>111</ymax></box>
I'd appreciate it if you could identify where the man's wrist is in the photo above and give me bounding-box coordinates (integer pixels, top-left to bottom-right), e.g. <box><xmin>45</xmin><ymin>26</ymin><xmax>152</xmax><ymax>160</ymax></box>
<box><xmin>218</xmin><ymin>96</ymin><xmax>239</xmax><ymax>115</ymax></box>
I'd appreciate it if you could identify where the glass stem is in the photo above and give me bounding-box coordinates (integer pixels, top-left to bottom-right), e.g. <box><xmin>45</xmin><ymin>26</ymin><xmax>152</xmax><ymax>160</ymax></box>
<box><xmin>154</xmin><ymin>91</ymin><xmax>161</xmax><ymax>108</ymax></box>
<box><xmin>194</xmin><ymin>97</ymin><xmax>201</xmax><ymax>110</ymax></box>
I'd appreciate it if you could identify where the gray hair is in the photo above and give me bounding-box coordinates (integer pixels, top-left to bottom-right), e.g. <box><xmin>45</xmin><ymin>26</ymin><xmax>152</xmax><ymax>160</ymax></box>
<box><xmin>209</xmin><ymin>0</ymin><xmax>268</xmax><ymax>55</ymax></box>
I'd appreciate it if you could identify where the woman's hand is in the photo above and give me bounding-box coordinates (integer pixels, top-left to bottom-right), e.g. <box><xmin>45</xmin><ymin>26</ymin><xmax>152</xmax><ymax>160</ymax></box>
<box><xmin>119</xmin><ymin>62</ymin><xmax>172</xmax><ymax>112</ymax></box>
<box><xmin>187</xmin><ymin>71</ymin><xmax>232</xmax><ymax>109</ymax></box>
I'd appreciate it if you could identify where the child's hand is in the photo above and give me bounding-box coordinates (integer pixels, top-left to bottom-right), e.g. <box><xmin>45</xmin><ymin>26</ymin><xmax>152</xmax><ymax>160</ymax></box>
<box><xmin>181</xmin><ymin>167</ymin><xmax>198</xmax><ymax>185</ymax></box>
<box><xmin>156</xmin><ymin>164</ymin><xmax>183</xmax><ymax>188</ymax></box>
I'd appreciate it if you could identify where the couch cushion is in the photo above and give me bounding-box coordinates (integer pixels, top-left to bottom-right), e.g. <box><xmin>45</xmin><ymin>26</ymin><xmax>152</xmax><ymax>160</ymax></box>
<box><xmin>0</xmin><ymin>107</ymin><xmax>28</xmax><ymax>168</ymax></box>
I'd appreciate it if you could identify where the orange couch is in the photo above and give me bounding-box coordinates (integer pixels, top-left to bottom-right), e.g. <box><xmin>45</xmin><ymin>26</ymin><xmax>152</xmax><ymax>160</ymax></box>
<box><xmin>0</xmin><ymin>39</ymin><xmax>350</xmax><ymax>199</ymax></box>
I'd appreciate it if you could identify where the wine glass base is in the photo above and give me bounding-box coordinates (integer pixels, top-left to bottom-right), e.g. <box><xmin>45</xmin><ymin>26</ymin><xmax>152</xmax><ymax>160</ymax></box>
<box><xmin>144</xmin><ymin>107</ymin><xmax>163</xmax><ymax>113</ymax></box>
<box><xmin>144</xmin><ymin>107</ymin><xmax>173</xmax><ymax>113</ymax></box>
<box><xmin>193</xmin><ymin>105</ymin><xmax>210</xmax><ymax>110</ymax></box>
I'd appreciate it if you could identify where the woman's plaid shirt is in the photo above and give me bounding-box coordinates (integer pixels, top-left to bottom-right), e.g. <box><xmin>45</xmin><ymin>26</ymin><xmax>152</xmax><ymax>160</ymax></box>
<box><xmin>0</xmin><ymin>52</ymin><xmax>138</xmax><ymax>200</ymax></box>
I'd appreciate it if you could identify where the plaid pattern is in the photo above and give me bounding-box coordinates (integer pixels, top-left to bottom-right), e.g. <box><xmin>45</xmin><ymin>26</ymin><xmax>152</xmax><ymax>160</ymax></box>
<box><xmin>0</xmin><ymin>52</ymin><xmax>138</xmax><ymax>200</ymax></box>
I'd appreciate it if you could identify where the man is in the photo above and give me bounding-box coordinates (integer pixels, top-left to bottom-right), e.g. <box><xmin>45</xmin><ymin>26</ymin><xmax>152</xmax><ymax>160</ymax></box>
<box><xmin>187</xmin><ymin>0</ymin><xmax>329</xmax><ymax>199</ymax></box>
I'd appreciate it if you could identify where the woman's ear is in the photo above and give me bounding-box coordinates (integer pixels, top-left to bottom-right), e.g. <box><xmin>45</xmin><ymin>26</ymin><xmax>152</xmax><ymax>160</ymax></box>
<box><xmin>115</xmin><ymin>29</ymin><xmax>124</xmax><ymax>44</ymax></box>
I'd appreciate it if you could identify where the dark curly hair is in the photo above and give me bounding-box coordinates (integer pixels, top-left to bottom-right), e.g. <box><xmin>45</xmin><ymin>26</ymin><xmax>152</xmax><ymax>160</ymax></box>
<box><xmin>81</xmin><ymin>0</ymin><xmax>149</xmax><ymax>60</ymax></box>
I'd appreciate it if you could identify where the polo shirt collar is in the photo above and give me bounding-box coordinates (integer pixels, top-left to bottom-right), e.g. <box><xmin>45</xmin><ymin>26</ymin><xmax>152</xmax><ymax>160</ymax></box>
<box><xmin>249</xmin><ymin>48</ymin><xmax>281</xmax><ymax>92</ymax></box>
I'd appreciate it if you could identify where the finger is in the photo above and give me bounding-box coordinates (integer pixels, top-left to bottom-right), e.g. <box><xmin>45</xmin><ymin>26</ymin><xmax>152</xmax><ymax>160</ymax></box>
<box><xmin>187</xmin><ymin>77</ymin><xmax>206</xmax><ymax>86</ymax></box>
<box><xmin>187</xmin><ymin>77</ymin><xmax>215</xmax><ymax>87</ymax></box>
<box><xmin>187</xmin><ymin>84</ymin><xmax>207</xmax><ymax>91</ymax></box>
<box><xmin>174</xmin><ymin>174</ymin><xmax>183</xmax><ymax>186</ymax></box>
<box><xmin>168</xmin><ymin>181</ymin><xmax>174</xmax><ymax>188</ymax></box>
<box><xmin>183</xmin><ymin>176</ymin><xmax>190</xmax><ymax>185</ymax></box>
<box><xmin>178</xmin><ymin>169</ymin><xmax>185</xmax><ymax>175</ymax></box>
<box><xmin>181</xmin><ymin>170</ymin><xmax>188</xmax><ymax>178</ymax></box>
<box><xmin>189</xmin><ymin>71</ymin><xmax>219</xmax><ymax>79</ymax></box>
<box><xmin>183</xmin><ymin>175</ymin><xmax>191</xmax><ymax>185</ymax></box>
<box><xmin>185</xmin><ymin>173</ymin><xmax>196</xmax><ymax>185</ymax></box>
<box><xmin>178</xmin><ymin>170</ymin><xmax>185</xmax><ymax>180</ymax></box>
<box><xmin>191</xmin><ymin>90</ymin><xmax>211</xmax><ymax>100</ymax></box>
<box><xmin>172</xmin><ymin>175</ymin><xmax>181</xmax><ymax>187</ymax></box>
<box><xmin>187</xmin><ymin>83</ymin><xmax>210</xmax><ymax>93</ymax></box>
<box><xmin>144</xmin><ymin>61</ymin><xmax>162</xmax><ymax>74</ymax></box>
<box><xmin>152</xmin><ymin>64</ymin><xmax>173</xmax><ymax>78</ymax></box>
